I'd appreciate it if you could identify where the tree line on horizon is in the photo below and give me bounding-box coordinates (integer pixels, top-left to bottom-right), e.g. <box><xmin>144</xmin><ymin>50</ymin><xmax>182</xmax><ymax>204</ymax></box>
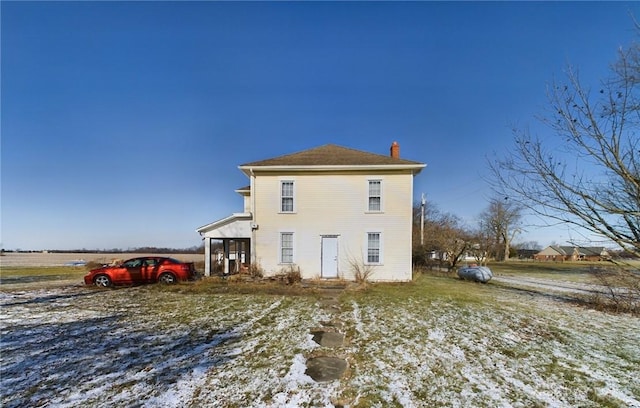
<box><xmin>1</xmin><ymin>246</ymin><xmax>206</xmax><ymax>254</ymax></box>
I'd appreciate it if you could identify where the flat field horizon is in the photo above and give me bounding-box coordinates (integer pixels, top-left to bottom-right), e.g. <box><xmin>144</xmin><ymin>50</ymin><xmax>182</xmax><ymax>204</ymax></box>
<box><xmin>0</xmin><ymin>252</ymin><xmax>204</xmax><ymax>267</ymax></box>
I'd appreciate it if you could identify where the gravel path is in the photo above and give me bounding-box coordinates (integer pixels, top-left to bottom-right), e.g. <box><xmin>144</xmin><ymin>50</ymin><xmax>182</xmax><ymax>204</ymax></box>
<box><xmin>492</xmin><ymin>275</ymin><xmax>610</xmax><ymax>297</ymax></box>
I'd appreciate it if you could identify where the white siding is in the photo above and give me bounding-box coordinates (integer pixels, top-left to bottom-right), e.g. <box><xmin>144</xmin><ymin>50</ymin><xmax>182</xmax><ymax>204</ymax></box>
<box><xmin>243</xmin><ymin>194</ymin><xmax>251</xmax><ymax>213</ymax></box>
<box><xmin>252</xmin><ymin>170</ymin><xmax>415</xmax><ymax>281</ymax></box>
<box><xmin>201</xmin><ymin>218</ymin><xmax>252</xmax><ymax>239</ymax></box>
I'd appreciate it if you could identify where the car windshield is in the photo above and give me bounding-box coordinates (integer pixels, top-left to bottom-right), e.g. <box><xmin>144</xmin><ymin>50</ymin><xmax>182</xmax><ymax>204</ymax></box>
<box><xmin>166</xmin><ymin>258</ymin><xmax>182</xmax><ymax>264</ymax></box>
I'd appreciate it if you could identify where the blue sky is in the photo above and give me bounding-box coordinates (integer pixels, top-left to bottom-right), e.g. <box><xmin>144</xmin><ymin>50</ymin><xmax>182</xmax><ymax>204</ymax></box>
<box><xmin>2</xmin><ymin>1</ymin><xmax>638</xmax><ymax>251</ymax></box>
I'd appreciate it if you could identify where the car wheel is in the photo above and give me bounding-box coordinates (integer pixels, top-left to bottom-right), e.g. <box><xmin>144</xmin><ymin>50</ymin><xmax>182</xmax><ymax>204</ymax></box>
<box><xmin>94</xmin><ymin>274</ymin><xmax>112</xmax><ymax>287</ymax></box>
<box><xmin>158</xmin><ymin>272</ymin><xmax>177</xmax><ymax>284</ymax></box>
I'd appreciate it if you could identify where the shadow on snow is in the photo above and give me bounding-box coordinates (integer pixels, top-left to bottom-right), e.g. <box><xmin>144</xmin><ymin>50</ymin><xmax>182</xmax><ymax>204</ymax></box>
<box><xmin>1</xmin><ymin>313</ymin><xmax>243</xmax><ymax>407</ymax></box>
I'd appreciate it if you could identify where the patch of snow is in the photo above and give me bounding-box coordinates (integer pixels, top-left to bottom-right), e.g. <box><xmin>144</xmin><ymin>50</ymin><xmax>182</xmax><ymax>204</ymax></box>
<box><xmin>427</xmin><ymin>327</ymin><xmax>446</xmax><ymax>342</ymax></box>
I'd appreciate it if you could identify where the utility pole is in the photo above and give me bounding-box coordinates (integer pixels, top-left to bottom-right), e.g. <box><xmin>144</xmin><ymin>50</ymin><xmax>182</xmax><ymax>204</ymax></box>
<box><xmin>420</xmin><ymin>193</ymin><xmax>425</xmax><ymax>246</ymax></box>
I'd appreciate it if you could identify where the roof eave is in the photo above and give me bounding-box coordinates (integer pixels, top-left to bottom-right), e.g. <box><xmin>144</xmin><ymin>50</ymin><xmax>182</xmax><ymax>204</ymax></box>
<box><xmin>239</xmin><ymin>163</ymin><xmax>426</xmax><ymax>176</ymax></box>
<box><xmin>196</xmin><ymin>212</ymin><xmax>253</xmax><ymax>234</ymax></box>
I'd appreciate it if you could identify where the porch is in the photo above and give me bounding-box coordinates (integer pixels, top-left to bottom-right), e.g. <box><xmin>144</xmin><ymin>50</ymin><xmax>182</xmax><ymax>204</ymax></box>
<box><xmin>196</xmin><ymin>213</ymin><xmax>253</xmax><ymax>276</ymax></box>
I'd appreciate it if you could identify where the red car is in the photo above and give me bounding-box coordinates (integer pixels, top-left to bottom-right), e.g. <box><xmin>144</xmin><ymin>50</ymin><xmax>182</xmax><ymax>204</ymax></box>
<box><xmin>84</xmin><ymin>256</ymin><xmax>197</xmax><ymax>287</ymax></box>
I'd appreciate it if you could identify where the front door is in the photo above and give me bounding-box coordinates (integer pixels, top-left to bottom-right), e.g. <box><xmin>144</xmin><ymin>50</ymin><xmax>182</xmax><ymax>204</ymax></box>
<box><xmin>321</xmin><ymin>236</ymin><xmax>339</xmax><ymax>278</ymax></box>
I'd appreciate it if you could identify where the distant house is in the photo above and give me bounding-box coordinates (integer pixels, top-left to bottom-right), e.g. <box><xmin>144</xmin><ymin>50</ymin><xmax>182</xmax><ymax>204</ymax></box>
<box><xmin>196</xmin><ymin>142</ymin><xmax>426</xmax><ymax>281</ymax></box>
<box><xmin>534</xmin><ymin>246</ymin><xmax>610</xmax><ymax>262</ymax></box>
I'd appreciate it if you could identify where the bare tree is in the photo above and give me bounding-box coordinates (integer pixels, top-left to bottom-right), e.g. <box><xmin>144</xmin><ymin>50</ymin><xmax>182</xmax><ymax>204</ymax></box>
<box><xmin>467</xmin><ymin>227</ymin><xmax>492</xmax><ymax>265</ymax></box>
<box><xmin>489</xmin><ymin>39</ymin><xmax>640</xmax><ymax>257</ymax></box>
<box><xmin>514</xmin><ymin>240</ymin><xmax>542</xmax><ymax>251</ymax></box>
<box><xmin>478</xmin><ymin>198</ymin><xmax>523</xmax><ymax>261</ymax></box>
<box><xmin>413</xmin><ymin>201</ymin><xmax>472</xmax><ymax>270</ymax></box>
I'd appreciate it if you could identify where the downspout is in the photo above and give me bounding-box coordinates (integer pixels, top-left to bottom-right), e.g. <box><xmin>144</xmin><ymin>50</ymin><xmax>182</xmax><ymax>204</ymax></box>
<box><xmin>250</xmin><ymin>168</ymin><xmax>257</xmax><ymax>267</ymax></box>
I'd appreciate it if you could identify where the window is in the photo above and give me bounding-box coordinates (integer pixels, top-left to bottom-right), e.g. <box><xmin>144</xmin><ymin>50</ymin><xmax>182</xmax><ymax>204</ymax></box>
<box><xmin>281</xmin><ymin>181</ymin><xmax>294</xmax><ymax>212</ymax></box>
<box><xmin>124</xmin><ymin>259</ymin><xmax>143</xmax><ymax>268</ymax></box>
<box><xmin>367</xmin><ymin>232</ymin><xmax>381</xmax><ymax>264</ymax></box>
<box><xmin>368</xmin><ymin>180</ymin><xmax>382</xmax><ymax>212</ymax></box>
<box><xmin>280</xmin><ymin>232</ymin><xmax>294</xmax><ymax>264</ymax></box>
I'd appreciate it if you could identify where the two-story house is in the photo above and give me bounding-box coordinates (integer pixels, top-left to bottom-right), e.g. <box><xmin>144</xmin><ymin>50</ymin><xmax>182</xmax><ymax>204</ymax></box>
<box><xmin>196</xmin><ymin>142</ymin><xmax>426</xmax><ymax>281</ymax></box>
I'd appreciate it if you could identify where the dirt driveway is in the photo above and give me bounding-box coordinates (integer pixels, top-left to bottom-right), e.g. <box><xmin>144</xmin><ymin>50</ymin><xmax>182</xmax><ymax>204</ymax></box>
<box><xmin>491</xmin><ymin>275</ymin><xmax>609</xmax><ymax>297</ymax></box>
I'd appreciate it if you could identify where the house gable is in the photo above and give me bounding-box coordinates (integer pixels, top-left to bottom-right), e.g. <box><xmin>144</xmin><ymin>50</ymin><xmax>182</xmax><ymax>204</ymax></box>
<box><xmin>196</xmin><ymin>213</ymin><xmax>252</xmax><ymax>239</ymax></box>
<box><xmin>536</xmin><ymin>246</ymin><xmax>564</xmax><ymax>256</ymax></box>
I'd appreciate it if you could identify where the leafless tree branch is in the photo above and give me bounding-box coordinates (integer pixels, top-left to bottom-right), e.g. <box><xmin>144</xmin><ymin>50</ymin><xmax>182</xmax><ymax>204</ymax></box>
<box><xmin>489</xmin><ymin>39</ymin><xmax>640</xmax><ymax>257</ymax></box>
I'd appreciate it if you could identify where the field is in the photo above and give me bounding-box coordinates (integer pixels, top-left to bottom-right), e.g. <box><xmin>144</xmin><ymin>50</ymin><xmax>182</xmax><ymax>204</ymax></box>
<box><xmin>0</xmin><ymin>252</ymin><xmax>203</xmax><ymax>287</ymax></box>
<box><xmin>1</xmin><ymin>256</ymin><xmax>639</xmax><ymax>407</ymax></box>
<box><xmin>0</xmin><ymin>252</ymin><xmax>203</xmax><ymax>268</ymax></box>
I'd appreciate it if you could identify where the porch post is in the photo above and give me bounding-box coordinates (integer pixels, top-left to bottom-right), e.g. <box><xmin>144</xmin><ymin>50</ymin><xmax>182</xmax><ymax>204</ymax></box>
<box><xmin>204</xmin><ymin>237</ymin><xmax>211</xmax><ymax>277</ymax></box>
<box><xmin>245</xmin><ymin>238</ymin><xmax>251</xmax><ymax>270</ymax></box>
<box><xmin>223</xmin><ymin>239</ymin><xmax>230</xmax><ymax>275</ymax></box>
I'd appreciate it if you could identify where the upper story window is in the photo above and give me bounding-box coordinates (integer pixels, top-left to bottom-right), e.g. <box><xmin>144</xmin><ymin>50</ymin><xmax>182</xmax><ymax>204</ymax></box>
<box><xmin>368</xmin><ymin>180</ymin><xmax>382</xmax><ymax>212</ymax></box>
<box><xmin>280</xmin><ymin>180</ymin><xmax>294</xmax><ymax>212</ymax></box>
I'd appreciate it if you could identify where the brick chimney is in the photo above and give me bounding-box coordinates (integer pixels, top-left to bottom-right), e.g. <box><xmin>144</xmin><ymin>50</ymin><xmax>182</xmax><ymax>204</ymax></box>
<box><xmin>390</xmin><ymin>141</ymin><xmax>400</xmax><ymax>159</ymax></box>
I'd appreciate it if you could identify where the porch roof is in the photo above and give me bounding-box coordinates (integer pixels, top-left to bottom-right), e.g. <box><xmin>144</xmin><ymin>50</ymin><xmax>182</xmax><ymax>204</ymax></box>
<box><xmin>196</xmin><ymin>212</ymin><xmax>253</xmax><ymax>239</ymax></box>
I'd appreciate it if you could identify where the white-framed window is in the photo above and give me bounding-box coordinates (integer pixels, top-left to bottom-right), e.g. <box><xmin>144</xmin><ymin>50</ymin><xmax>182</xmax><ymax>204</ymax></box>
<box><xmin>280</xmin><ymin>232</ymin><xmax>294</xmax><ymax>264</ymax></box>
<box><xmin>280</xmin><ymin>180</ymin><xmax>295</xmax><ymax>213</ymax></box>
<box><xmin>366</xmin><ymin>232</ymin><xmax>382</xmax><ymax>264</ymax></box>
<box><xmin>367</xmin><ymin>179</ymin><xmax>382</xmax><ymax>212</ymax></box>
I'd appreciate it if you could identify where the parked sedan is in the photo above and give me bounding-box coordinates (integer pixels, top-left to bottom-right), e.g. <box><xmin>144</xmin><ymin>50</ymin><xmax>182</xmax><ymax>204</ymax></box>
<box><xmin>84</xmin><ymin>256</ymin><xmax>197</xmax><ymax>287</ymax></box>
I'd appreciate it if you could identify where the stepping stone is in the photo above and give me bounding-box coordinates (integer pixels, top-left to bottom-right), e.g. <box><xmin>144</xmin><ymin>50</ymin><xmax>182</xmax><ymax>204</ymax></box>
<box><xmin>305</xmin><ymin>356</ymin><xmax>348</xmax><ymax>382</ymax></box>
<box><xmin>311</xmin><ymin>330</ymin><xmax>344</xmax><ymax>347</ymax></box>
<box><xmin>320</xmin><ymin>320</ymin><xmax>344</xmax><ymax>330</ymax></box>
<box><xmin>319</xmin><ymin>297</ymin><xmax>340</xmax><ymax>307</ymax></box>
<box><xmin>320</xmin><ymin>285</ymin><xmax>347</xmax><ymax>290</ymax></box>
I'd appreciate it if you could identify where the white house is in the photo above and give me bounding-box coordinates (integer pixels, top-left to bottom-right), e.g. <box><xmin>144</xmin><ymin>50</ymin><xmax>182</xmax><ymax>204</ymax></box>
<box><xmin>196</xmin><ymin>142</ymin><xmax>426</xmax><ymax>281</ymax></box>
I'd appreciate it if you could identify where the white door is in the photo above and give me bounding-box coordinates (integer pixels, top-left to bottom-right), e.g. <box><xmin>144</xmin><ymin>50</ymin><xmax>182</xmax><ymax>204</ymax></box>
<box><xmin>321</xmin><ymin>236</ymin><xmax>339</xmax><ymax>278</ymax></box>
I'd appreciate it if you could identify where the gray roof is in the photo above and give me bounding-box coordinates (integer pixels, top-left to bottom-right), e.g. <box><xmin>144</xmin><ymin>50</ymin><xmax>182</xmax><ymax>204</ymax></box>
<box><xmin>547</xmin><ymin>246</ymin><xmax>608</xmax><ymax>256</ymax></box>
<box><xmin>239</xmin><ymin>144</ymin><xmax>425</xmax><ymax>167</ymax></box>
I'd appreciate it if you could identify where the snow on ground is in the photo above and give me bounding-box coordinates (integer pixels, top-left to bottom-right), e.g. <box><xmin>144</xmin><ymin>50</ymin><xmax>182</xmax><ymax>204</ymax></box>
<box><xmin>1</xmin><ymin>278</ymin><xmax>639</xmax><ymax>407</ymax></box>
<box><xmin>0</xmin><ymin>286</ymin><xmax>334</xmax><ymax>408</ymax></box>
<box><xmin>339</xmin><ymin>292</ymin><xmax>639</xmax><ymax>407</ymax></box>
